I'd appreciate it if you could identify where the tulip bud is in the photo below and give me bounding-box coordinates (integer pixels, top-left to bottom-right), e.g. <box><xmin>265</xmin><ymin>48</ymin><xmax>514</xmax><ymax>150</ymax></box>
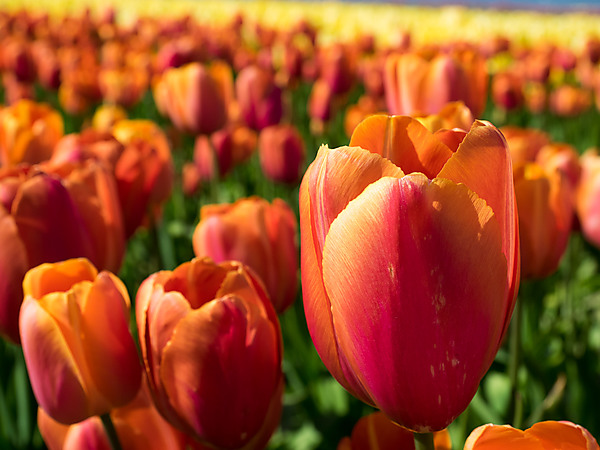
<box><xmin>136</xmin><ymin>258</ymin><xmax>283</xmax><ymax>449</ymax></box>
<box><xmin>193</xmin><ymin>197</ymin><xmax>298</xmax><ymax>313</ymax></box>
<box><xmin>258</xmin><ymin>124</ymin><xmax>306</xmax><ymax>184</ymax></box>
<box><xmin>235</xmin><ymin>65</ymin><xmax>283</xmax><ymax>131</ymax></box>
<box><xmin>20</xmin><ymin>258</ymin><xmax>141</xmax><ymax>424</ymax></box>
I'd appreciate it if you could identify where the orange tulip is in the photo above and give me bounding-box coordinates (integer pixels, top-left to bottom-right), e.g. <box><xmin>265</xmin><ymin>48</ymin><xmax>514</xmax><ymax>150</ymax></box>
<box><xmin>337</xmin><ymin>412</ymin><xmax>451</xmax><ymax>450</ymax></box>
<box><xmin>19</xmin><ymin>258</ymin><xmax>141</xmax><ymax>424</ymax></box>
<box><xmin>300</xmin><ymin>114</ymin><xmax>519</xmax><ymax>432</ymax></box>
<box><xmin>38</xmin><ymin>381</ymin><xmax>187</xmax><ymax>450</ymax></box>
<box><xmin>258</xmin><ymin>124</ymin><xmax>306</xmax><ymax>184</ymax></box>
<box><xmin>152</xmin><ymin>62</ymin><xmax>228</xmax><ymax>135</ymax></box>
<box><xmin>193</xmin><ymin>197</ymin><xmax>298</xmax><ymax>313</ymax></box>
<box><xmin>136</xmin><ymin>258</ymin><xmax>283</xmax><ymax>449</ymax></box>
<box><xmin>501</xmin><ymin>126</ymin><xmax>550</xmax><ymax>167</ymax></box>
<box><xmin>514</xmin><ymin>162</ymin><xmax>573</xmax><ymax>279</ymax></box>
<box><xmin>98</xmin><ymin>67</ymin><xmax>148</xmax><ymax>109</ymax></box>
<box><xmin>576</xmin><ymin>149</ymin><xmax>600</xmax><ymax>248</ymax></box>
<box><xmin>111</xmin><ymin>120</ymin><xmax>174</xmax><ymax>237</ymax></box>
<box><xmin>549</xmin><ymin>85</ymin><xmax>592</xmax><ymax>117</ymax></box>
<box><xmin>0</xmin><ymin>99</ymin><xmax>64</xmax><ymax>166</ymax></box>
<box><xmin>384</xmin><ymin>50</ymin><xmax>488</xmax><ymax>117</ymax></box>
<box><xmin>464</xmin><ymin>421</ymin><xmax>599</xmax><ymax>449</ymax></box>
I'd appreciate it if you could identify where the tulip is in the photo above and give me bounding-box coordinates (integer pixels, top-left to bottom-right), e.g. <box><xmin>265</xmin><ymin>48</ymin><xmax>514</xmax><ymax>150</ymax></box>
<box><xmin>491</xmin><ymin>70</ymin><xmax>525</xmax><ymax>111</ymax></box>
<box><xmin>152</xmin><ymin>62</ymin><xmax>229</xmax><ymax>135</ymax></box>
<box><xmin>337</xmin><ymin>412</ymin><xmax>451</xmax><ymax>450</ymax></box>
<box><xmin>193</xmin><ymin>197</ymin><xmax>298</xmax><ymax>313</ymax></box>
<box><xmin>501</xmin><ymin>126</ymin><xmax>550</xmax><ymax>167</ymax></box>
<box><xmin>576</xmin><ymin>149</ymin><xmax>600</xmax><ymax>248</ymax></box>
<box><xmin>549</xmin><ymin>85</ymin><xmax>592</xmax><ymax>117</ymax></box>
<box><xmin>300</xmin><ymin>114</ymin><xmax>519</xmax><ymax>432</ymax></box>
<box><xmin>0</xmin><ymin>99</ymin><xmax>64</xmax><ymax>166</ymax></box>
<box><xmin>258</xmin><ymin>124</ymin><xmax>306</xmax><ymax>184</ymax></box>
<box><xmin>136</xmin><ymin>258</ymin><xmax>283</xmax><ymax>449</ymax></box>
<box><xmin>0</xmin><ymin>162</ymin><xmax>125</xmax><ymax>343</ymax></box>
<box><xmin>464</xmin><ymin>421</ymin><xmax>599</xmax><ymax>449</ymax></box>
<box><xmin>344</xmin><ymin>95</ymin><xmax>383</xmax><ymax>138</ymax></box>
<box><xmin>111</xmin><ymin>120</ymin><xmax>174</xmax><ymax>237</ymax></box>
<box><xmin>19</xmin><ymin>258</ymin><xmax>141</xmax><ymax>424</ymax></box>
<box><xmin>384</xmin><ymin>50</ymin><xmax>488</xmax><ymax>117</ymax></box>
<box><xmin>514</xmin><ymin>162</ymin><xmax>573</xmax><ymax>279</ymax></box>
<box><xmin>91</xmin><ymin>104</ymin><xmax>128</xmax><ymax>133</ymax></box>
<box><xmin>235</xmin><ymin>65</ymin><xmax>283</xmax><ymax>131</ymax></box>
<box><xmin>98</xmin><ymin>67</ymin><xmax>148</xmax><ymax>109</ymax></box>
<box><xmin>38</xmin><ymin>381</ymin><xmax>187</xmax><ymax>450</ymax></box>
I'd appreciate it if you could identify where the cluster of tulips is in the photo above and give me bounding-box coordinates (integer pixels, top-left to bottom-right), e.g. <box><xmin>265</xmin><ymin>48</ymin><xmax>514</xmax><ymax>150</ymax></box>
<box><xmin>1</xmin><ymin>3</ymin><xmax>600</xmax><ymax>450</ymax></box>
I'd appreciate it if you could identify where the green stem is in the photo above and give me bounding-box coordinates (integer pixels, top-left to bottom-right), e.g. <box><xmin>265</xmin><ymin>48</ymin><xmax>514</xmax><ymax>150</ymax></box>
<box><xmin>508</xmin><ymin>297</ymin><xmax>523</xmax><ymax>429</ymax></box>
<box><xmin>414</xmin><ymin>431</ymin><xmax>435</xmax><ymax>450</ymax></box>
<box><xmin>100</xmin><ymin>413</ymin><xmax>122</xmax><ymax>450</ymax></box>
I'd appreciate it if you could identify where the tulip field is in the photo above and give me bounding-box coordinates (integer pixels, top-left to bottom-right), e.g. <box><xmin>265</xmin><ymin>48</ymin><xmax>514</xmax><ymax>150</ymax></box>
<box><xmin>3</xmin><ymin>1</ymin><xmax>600</xmax><ymax>449</ymax></box>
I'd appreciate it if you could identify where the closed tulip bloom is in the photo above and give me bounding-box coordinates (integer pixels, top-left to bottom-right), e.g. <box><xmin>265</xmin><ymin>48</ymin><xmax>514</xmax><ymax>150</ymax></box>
<box><xmin>576</xmin><ymin>150</ymin><xmax>600</xmax><ymax>248</ymax></box>
<box><xmin>111</xmin><ymin>120</ymin><xmax>174</xmax><ymax>237</ymax></box>
<box><xmin>193</xmin><ymin>197</ymin><xmax>298</xmax><ymax>313</ymax></box>
<box><xmin>235</xmin><ymin>65</ymin><xmax>283</xmax><ymax>131</ymax></box>
<box><xmin>258</xmin><ymin>124</ymin><xmax>306</xmax><ymax>184</ymax></box>
<box><xmin>464</xmin><ymin>421</ymin><xmax>599</xmax><ymax>449</ymax></box>
<box><xmin>300</xmin><ymin>114</ymin><xmax>519</xmax><ymax>432</ymax></box>
<box><xmin>153</xmin><ymin>62</ymin><xmax>228</xmax><ymax>135</ymax></box>
<box><xmin>0</xmin><ymin>99</ymin><xmax>64</xmax><ymax>166</ymax></box>
<box><xmin>514</xmin><ymin>162</ymin><xmax>573</xmax><ymax>279</ymax></box>
<box><xmin>491</xmin><ymin>71</ymin><xmax>525</xmax><ymax>111</ymax></box>
<box><xmin>91</xmin><ymin>104</ymin><xmax>128</xmax><ymax>133</ymax></box>
<box><xmin>98</xmin><ymin>67</ymin><xmax>148</xmax><ymax>109</ymax></box>
<box><xmin>19</xmin><ymin>258</ymin><xmax>141</xmax><ymax>424</ymax></box>
<box><xmin>385</xmin><ymin>50</ymin><xmax>487</xmax><ymax>117</ymax></box>
<box><xmin>549</xmin><ymin>85</ymin><xmax>592</xmax><ymax>117</ymax></box>
<box><xmin>136</xmin><ymin>258</ymin><xmax>283</xmax><ymax>449</ymax></box>
<box><xmin>337</xmin><ymin>412</ymin><xmax>451</xmax><ymax>450</ymax></box>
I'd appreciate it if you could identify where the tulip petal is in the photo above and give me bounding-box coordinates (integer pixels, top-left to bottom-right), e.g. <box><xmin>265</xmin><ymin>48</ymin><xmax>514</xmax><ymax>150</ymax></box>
<box><xmin>464</xmin><ymin>424</ymin><xmax>543</xmax><ymax>450</ymax></box>
<box><xmin>0</xmin><ymin>207</ymin><xmax>28</xmax><ymax>342</ymax></box>
<box><xmin>23</xmin><ymin>258</ymin><xmax>97</xmax><ymax>299</ymax></box>
<box><xmin>160</xmin><ymin>296</ymin><xmax>279</xmax><ymax>448</ymax></box>
<box><xmin>322</xmin><ymin>174</ymin><xmax>508</xmax><ymax>431</ymax></box>
<box><xmin>301</xmin><ymin>151</ymin><xmax>394</xmax><ymax>404</ymax></box>
<box><xmin>350</xmin><ymin>115</ymin><xmax>454</xmax><ymax>178</ymax></box>
<box><xmin>20</xmin><ymin>298</ymin><xmax>88</xmax><ymax>424</ymax></box>
<box><xmin>438</xmin><ymin>120</ymin><xmax>519</xmax><ymax>336</ymax></box>
<box><xmin>528</xmin><ymin>421</ymin><xmax>600</xmax><ymax>449</ymax></box>
<box><xmin>80</xmin><ymin>272</ymin><xmax>141</xmax><ymax>411</ymax></box>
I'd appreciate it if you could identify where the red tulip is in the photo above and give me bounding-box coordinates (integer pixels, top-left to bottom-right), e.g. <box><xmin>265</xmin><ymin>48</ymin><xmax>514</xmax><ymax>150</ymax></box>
<box><xmin>300</xmin><ymin>114</ymin><xmax>519</xmax><ymax>432</ymax></box>
<box><xmin>235</xmin><ymin>65</ymin><xmax>283</xmax><ymax>131</ymax></box>
<box><xmin>136</xmin><ymin>258</ymin><xmax>283</xmax><ymax>449</ymax></box>
<box><xmin>193</xmin><ymin>197</ymin><xmax>298</xmax><ymax>313</ymax></box>
<box><xmin>20</xmin><ymin>258</ymin><xmax>141</xmax><ymax>424</ymax></box>
<box><xmin>258</xmin><ymin>124</ymin><xmax>306</xmax><ymax>184</ymax></box>
<box><xmin>576</xmin><ymin>149</ymin><xmax>600</xmax><ymax>248</ymax></box>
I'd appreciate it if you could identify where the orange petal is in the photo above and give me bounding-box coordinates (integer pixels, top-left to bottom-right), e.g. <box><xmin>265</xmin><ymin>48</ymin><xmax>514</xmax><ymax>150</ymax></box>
<box><xmin>23</xmin><ymin>258</ymin><xmax>97</xmax><ymax>300</ymax></box>
<box><xmin>80</xmin><ymin>272</ymin><xmax>141</xmax><ymax>412</ymax></box>
<box><xmin>20</xmin><ymin>297</ymin><xmax>88</xmax><ymax>424</ymax></box>
<box><xmin>350</xmin><ymin>115</ymin><xmax>453</xmax><ymax>178</ymax></box>
<box><xmin>438</xmin><ymin>120</ymin><xmax>519</xmax><ymax>337</ymax></box>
